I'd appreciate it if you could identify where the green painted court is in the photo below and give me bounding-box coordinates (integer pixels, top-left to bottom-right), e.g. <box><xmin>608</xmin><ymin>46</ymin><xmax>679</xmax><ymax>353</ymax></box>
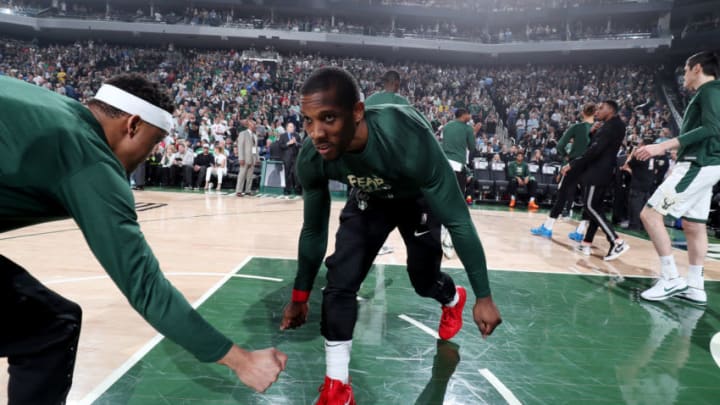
<box><xmin>93</xmin><ymin>258</ymin><xmax>720</xmax><ymax>404</ymax></box>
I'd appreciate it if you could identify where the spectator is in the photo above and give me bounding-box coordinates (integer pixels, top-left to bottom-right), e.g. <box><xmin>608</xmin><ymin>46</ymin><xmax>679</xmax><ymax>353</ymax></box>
<box><xmin>174</xmin><ymin>142</ymin><xmax>196</xmax><ymax>189</ymax></box>
<box><xmin>279</xmin><ymin>122</ymin><xmax>302</xmax><ymax>195</ymax></box>
<box><xmin>193</xmin><ymin>144</ymin><xmax>214</xmax><ymax>190</ymax></box>
<box><xmin>507</xmin><ymin>152</ymin><xmax>539</xmax><ymax>209</ymax></box>
<box><xmin>236</xmin><ymin>119</ymin><xmax>259</xmax><ymax>196</ymax></box>
<box><xmin>205</xmin><ymin>145</ymin><xmax>227</xmax><ymax>191</ymax></box>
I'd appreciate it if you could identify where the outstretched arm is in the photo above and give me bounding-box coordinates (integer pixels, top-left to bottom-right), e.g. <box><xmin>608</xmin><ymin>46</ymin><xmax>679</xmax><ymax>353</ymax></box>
<box><xmin>281</xmin><ymin>152</ymin><xmax>330</xmax><ymax>330</ymax></box>
<box><xmin>56</xmin><ymin>162</ymin><xmax>287</xmax><ymax>391</ymax></box>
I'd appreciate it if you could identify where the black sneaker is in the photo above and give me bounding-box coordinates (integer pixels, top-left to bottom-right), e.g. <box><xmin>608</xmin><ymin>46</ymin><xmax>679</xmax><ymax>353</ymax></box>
<box><xmin>604</xmin><ymin>241</ymin><xmax>629</xmax><ymax>261</ymax></box>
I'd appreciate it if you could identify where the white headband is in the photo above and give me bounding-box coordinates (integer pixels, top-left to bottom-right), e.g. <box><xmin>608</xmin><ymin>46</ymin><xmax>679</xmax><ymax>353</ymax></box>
<box><xmin>94</xmin><ymin>84</ymin><xmax>173</xmax><ymax>133</ymax></box>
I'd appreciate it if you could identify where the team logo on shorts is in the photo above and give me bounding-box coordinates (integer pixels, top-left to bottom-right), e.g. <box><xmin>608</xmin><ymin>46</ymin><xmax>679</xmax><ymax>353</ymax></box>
<box><xmin>661</xmin><ymin>197</ymin><xmax>675</xmax><ymax>211</ymax></box>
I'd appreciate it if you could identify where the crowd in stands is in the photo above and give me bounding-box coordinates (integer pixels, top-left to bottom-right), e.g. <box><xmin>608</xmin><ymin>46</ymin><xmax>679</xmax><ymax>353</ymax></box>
<box><xmin>1</xmin><ymin>36</ymin><xmax>683</xmax><ymax>229</ymax></box>
<box><xmin>378</xmin><ymin>0</ymin><xmax>665</xmax><ymax>12</ymax></box>
<box><xmin>1</xmin><ymin>0</ymin><xmax>667</xmax><ymax>15</ymax></box>
<box><xmin>681</xmin><ymin>14</ymin><xmax>720</xmax><ymax>38</ymax></box>
<box><xmin>1</xmin><ymin>0</ymin><xmax>662</xmax><ymax>43</ymax></box>
<box><xmin>493</xmin><ymin>64</ymin><xmax>671</xmax><ymax>158</ymax></box>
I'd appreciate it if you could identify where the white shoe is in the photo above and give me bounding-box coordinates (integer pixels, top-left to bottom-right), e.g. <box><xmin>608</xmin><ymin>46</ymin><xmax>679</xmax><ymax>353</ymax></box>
<box><xmin>604</xmin><ymin>241</ymin><xmax>629</xmax><ymax>261</ymax></box>
<box><xmin>378</xmin><ymin>245</ymin><xmax>394</xmax><ymax>255</ymax></box>
<box><xmin>441</xmin><ymin>226</ymin><xmax>455</xmax><ymax>259</ymax></box>
<box><xmin>675</xmin><ymin>286</ymin><xmax>707</xmax><ymax>306</ymax></box>
<box><xmin>641</xmin><ymin>277</ymin><xmax>688</xmax><ymax>301</ymax></box>
<box><xmin>575</xmin><ymin>244</ymin><xmax>591</xmax><ymax>256</ymax></box>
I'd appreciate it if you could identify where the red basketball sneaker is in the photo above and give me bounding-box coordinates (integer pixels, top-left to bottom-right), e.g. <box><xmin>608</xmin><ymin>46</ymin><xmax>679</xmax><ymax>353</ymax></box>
<box><xmin>438</xmin><ymin>286</ymin><xmax>467</xmax><ymax>340</ymax></box>
<box><xmin>316</xmin><ymin>376</ymin><xmax>356</xmax><ymax>405</ymax></box>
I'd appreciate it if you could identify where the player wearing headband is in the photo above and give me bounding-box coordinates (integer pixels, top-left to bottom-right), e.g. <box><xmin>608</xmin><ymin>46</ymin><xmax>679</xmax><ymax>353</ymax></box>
<box><xmin>0</xmin><ymin>74</ymin><xmax>287</xmax><ymax>404</ymax></box>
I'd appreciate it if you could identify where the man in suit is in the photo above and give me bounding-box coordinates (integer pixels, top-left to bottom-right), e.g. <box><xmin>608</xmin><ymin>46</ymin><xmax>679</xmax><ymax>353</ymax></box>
<box><xmin>279</xmin><ymin>122</ymin><xmax>302</xmax><ymax>195</ymax></box>
<box><xmin>236</xmin><ymin>119</ymin><xmax>259</xmax><ymax>196</ymax></box>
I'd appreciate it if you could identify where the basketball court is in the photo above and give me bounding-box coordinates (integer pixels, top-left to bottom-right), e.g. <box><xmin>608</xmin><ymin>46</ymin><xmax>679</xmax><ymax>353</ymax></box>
<box><xmin>2</xmin><ymin>190</ymin><xmax>719</xmax><ymax>404</ymax></box>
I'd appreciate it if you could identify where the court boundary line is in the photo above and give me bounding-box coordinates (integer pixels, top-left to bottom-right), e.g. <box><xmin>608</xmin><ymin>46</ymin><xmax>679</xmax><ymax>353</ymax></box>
<box><xmin>73</xmin><ymin>255</ymin><xmax>257</xmax><ymax>405</ymax></box>
<box><xmin>439</xmin><ymin>263</ymin><xmax>661</xmax><ymax>279</ymax></box>
<box><xmin>47</xmin><ymin>254</ymin><xmax>713</xmax><ymax>287</ymax></box>
<box><xmin>45</xmin><ymin>272</ymin><xmax>283</xmax><ymax>285</ymax></box>
<box><xmin>244</xmin><ymin>254</ymin><xmax>669</xmax><ymax>279</ymax></box>
<box><xmin>225</xmin><ymin>254</ymin><xmax>720</xmax><ymax>282</ymax></box>
<box><xmin>479</xmin><ymin>368</ymin><xmax>522</xmax><ymax>405</ymax></box>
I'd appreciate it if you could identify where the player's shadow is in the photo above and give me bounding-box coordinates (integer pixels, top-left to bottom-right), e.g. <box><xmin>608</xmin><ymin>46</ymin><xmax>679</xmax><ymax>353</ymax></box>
<box><xmin>415</xmin><ymin>340</ymin><xmax>461</xmax><ymax>405</ymax></box>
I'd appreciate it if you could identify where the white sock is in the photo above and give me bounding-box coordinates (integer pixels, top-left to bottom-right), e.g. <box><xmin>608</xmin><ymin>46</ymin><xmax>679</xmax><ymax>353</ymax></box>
<box><xmin>660</xmin><ymin>255</ymin><xmax>679</xmax><ymax>279</ymax></box>
<box><xmin>576</xmin><ymin>220</ymin><xmax>587</xmax><ymax>234</ymax></box>
<box><xmin>530</xmin><ymin>197</ymin><xmax>535</xmax><ymax>202</ymax></box>
<box><xmin>511</xmin><ymin>195</ymin><xmax>516</xmax><ymax>200</ymax></box>
<box><xmin>544</xmin><ymin>217</ymin><xmax>556</xmax><ymax>230</ymax></box>
<box><xmin>325</xmin><ymin>340</ymin><xmax>352</xmax><ymax>384</ymax></box>
<box><xmin>445</xmin><ymin>290</ymin><xmax>460</xmax><ymax>308</ymax></box>
<box><xmin>687</xmin><ymin>265</ymin><xmax>704</xmax><ymax>289</ymax></box>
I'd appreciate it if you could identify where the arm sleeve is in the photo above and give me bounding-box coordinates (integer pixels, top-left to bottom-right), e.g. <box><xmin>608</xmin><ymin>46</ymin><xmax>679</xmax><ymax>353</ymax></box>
<box><xmin>678</xmin><ymin>87</ymin><xmax>720</xmax><ymax>147</ymax></box>
<box><xmin>55</xmin><ymin>163</ymin><xmax>233</xmax><ymax>362</ymax></box>
<box><xmin>466</xmin><ymin>127</ymin><xmax>475</xmax><ymax>157</ymax></box>
<box><xmin>569</xmin><ymin>125</ymin><xmax>614</xmax><ymax>174</ymax></box>
<box><xmin>556</xmin><ymin>125</ymin><xmax>575</xmax><ymax>158</ymax></box>
<box><xmin>293</xmin><ymin>150</ymin><xmax>331</xmax><ymax>292</ymax></box>
<box><xmin>410</xmin><ymin>125</ymin><xmax>492</xmax><ymax>298</ymax></box>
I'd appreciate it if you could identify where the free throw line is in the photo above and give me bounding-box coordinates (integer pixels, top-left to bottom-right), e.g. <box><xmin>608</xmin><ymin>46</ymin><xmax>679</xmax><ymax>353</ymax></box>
<box><xmin>398</xmin><ymin>314</ymin><xmax>439</xmax><ymax>340</ymax></box>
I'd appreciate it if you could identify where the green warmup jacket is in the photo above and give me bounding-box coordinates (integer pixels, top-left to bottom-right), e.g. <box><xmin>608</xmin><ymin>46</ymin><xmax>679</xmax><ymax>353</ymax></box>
<box><xmin>556</xmin><ymin>122</ymin><xmax>591</xmax><ymax>160</ymax></box>
<box><xmin>0</xmin><ymin>76</ymin><xmax>232</xmax><ymax>362</ymax></box>
<box><xmin>442</xmin><ymin>120</ymin><xmax>475</xmax><ymax>166</ymax></box>
<box><xmin>508</xmin><ymin>161</ymin><xmax>532</xmax><ymax>180</ymax></box>
<box><xmin>677</xmin><ymin>80</ymin><xmax>720</xmax><ymax>166</ymax></box>
<box><xmin>293</xmin><ymin>105</ymin><xmax>491</xmax><ymax>298</ymax></box>
<box><xmin>364</xmin><ymin>91</ymin><xmax>410</xmax><ymax>106</ymax></box>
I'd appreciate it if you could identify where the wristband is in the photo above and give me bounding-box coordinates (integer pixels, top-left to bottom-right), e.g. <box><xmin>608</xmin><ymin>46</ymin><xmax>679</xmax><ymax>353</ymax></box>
<box><xmin>292</xmin><ymin>289</ymin><xmax>310</xmax><ymax>303</ymax></box>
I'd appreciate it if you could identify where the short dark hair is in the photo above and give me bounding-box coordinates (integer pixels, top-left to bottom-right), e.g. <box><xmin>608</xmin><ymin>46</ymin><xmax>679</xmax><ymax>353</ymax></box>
<box><xmin>300</xmin><ymin>67</ymin><xmax>360</xmax><ymax>112</ymax></box>
<box><xmin>89</xmin><ymin>74</ymin><xmax>174</xmax><ymax>120</ymax></box>
<box><xmin>455</xmin><ymin>108</ymin><xmax>469</xmax><ymax>118</ymax></box>
<box><xmin>602</xmin><ymin>99</ymin><xmax>619</xmax><ymax>113</ymax></box>
<box><xmin>687</xmin><ymin>51</ymin><xmax>720</xmax><ymax>79</ymax></box>
<box><xmin>382</xmin><ymin>70</ymin><xmax>401</xmax><ymax>85</ymax></box>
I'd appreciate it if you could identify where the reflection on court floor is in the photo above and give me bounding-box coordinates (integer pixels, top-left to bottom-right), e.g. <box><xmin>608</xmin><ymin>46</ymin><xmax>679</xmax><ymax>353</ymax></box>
<box><xmin>92</xmin><ymin>258</ymin><xmax>720</xmax><ymax>405</ymax></box>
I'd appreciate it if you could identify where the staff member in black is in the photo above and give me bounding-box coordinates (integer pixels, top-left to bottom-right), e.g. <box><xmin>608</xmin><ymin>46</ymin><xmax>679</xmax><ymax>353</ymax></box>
<box><xmin>279</xmin><ymin>123</ymin><xmax>303</xmax><ymax>195</ymax></box>
<box><xmin>530</xmin><ymin>103</ymin><xmax>596</xmax><ymax>238</ymax></box>
<box><xmin>560</xmin><ymin>100</ymin><xmax>630</xmax><ymax>261</ymax></box>
<box><xmin>624</xmin><ymin>137</ymin><xmax>658</xmax><ymax>230</ymax></box>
